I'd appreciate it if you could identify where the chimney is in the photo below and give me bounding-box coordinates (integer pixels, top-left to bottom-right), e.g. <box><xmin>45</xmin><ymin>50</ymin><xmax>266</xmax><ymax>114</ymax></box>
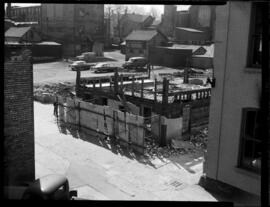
<box><xmin>6</xmin><ymin>3</ymin><xmax>11</xmax><ymax>18</ymax></box>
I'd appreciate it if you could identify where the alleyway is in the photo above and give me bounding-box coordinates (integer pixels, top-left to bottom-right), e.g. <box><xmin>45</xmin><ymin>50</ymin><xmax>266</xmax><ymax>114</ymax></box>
<box><xmin>34</xmin><ymin>101</ymin><xmax>217</xmax><ymax>201</ymax></box>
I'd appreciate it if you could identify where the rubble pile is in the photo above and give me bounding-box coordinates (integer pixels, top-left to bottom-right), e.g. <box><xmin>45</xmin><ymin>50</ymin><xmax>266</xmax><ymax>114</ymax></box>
<box><xmin>190</xmin><ymin>128</ymin><xmax>208</xmax><ymax>149</ymax></box>
<box><xmin>144</xmin><ymin>139</ymin><xmax>193</xmax><ymax>159</ymax></box>
<box><xmin>34</xmin><ymin>82</ymin><xmax>75</xmax><ymax>103</ymax></box>
<box><xmin>144</xmin><ymin>128</ymin><xmax>208</xmax><ymax>159</ymax></box>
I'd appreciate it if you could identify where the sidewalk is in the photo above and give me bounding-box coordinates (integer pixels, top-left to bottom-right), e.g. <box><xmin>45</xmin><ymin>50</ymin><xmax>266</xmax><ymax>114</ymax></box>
<box><xmin>34</xmin><ymin>101</ymin><xmax>219</xmax><ymax>201</ymax></box>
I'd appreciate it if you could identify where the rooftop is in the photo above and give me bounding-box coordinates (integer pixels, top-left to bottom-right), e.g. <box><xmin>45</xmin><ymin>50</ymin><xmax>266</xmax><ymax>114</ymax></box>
<box><xmin>125</xmin><ymin>30</ymin><xmax>158</xmax><ymax>41</ymax></box>
<box><xmin>176</xmin><ymin>27</ymin><xmax>204</xmax><ymax>33</ymax></box>
<box><xmin>5</xmin><ymin>26</ymin><xmax>31</xmax><ymax>38</ymax></box>
<box><xmin>156</xmin><ymin>44</ymin><xmax>214</xmax><ymax>58</ymax></box>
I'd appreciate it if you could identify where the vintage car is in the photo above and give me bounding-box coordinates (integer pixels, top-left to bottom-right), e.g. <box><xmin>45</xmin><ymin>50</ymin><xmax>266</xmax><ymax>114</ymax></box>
<box><xmin>92</xmin><ymin>62</ymin><xmax>118</xmax><ymax>73</ymax></box>
<box><xmin>69</xmin><ymin>61</ymin><xmax>92</xmax><ymax>71</ymax></box>
<box><xmin>122</xmin><ymin>57</ymin><xmax>148</xmax><ymax>69</ymax></box>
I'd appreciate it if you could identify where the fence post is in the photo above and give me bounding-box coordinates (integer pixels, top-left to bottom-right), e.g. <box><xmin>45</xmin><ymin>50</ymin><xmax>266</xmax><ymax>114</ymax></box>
<box><xmin>162</xmin><ymin>78</ymin><xmax>169</xmax><ymax>116</ymax></box>
<box><xmin>154</xmin><ymin>78</ymin><xmax>157</xmax><ymax>103</ymax></box>
<box><xmin>141</xmin><ymin>78</ymin><xmax>144</xmax><ymax>98</ymax></box>
<box><xmin>120</xmin><ymin>74</ymin><xmax>123</xmax><ymax>93</ymax></box>
<box><xmin>76</xmin><ymin>69</ymin><xmax>81</xmax><ymax>96</ymax></box>
<box><xmin>160</xmin><ymin>124</ymin><xmax>167</xmax><ymax>147</ymax></box>
<box><xmin>99</xmin><ymin>79</ymin><xmax>102</xmax><ymax>88</ymax></box>
<box><xmin>78</xmin><ymin>101</ymin><xmax>81</xmax><ymax>128</ymax></box>
<box><xmin>132</xmin><ymin>75</ymin><xmax>135</xmax><ymax>96</ymax></box>
<box><xmin>114</xmin><ymin>70</ymin><xmax>119</xmax><ymax>95</ymax></box>
<box><xmin>93</xmin><ymin>80</ymin><xmax>96</xmax><ymax>89</ymax></box>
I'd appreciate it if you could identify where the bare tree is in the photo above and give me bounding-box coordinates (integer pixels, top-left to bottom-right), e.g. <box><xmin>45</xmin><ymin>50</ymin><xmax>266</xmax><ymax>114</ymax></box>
<box><xmin>149</xmin><ymin>6</ymin><xmax>158</xmax><ymax>19</ymax></box>
<box><xmin>105</xmin><ymin>5</ymin><xmax>128</xmax><ymax>44</ymax></box>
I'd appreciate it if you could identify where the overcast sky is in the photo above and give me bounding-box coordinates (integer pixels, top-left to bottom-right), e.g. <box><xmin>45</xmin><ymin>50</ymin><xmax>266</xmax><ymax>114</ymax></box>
<box><xmin>6</xmin><ymin>3</ymin><xmax>190</xmax><ymax>12</ymax></box>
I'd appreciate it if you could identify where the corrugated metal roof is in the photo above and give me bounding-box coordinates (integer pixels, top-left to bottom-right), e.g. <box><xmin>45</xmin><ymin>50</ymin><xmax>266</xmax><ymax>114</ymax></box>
<box><xmin>125</xmin><ymin>30</ymin><xmax>158</xmax><ymax>41</ymax></box>
<box><xmin>158</xmin><ymin>44</ymin><xmax>201</xmax><ymax>52</ymax></box>
<box><xmin>155</xmin><ymin>43</ymin><xmax>214</xmax><ymax>58</ymax></box>
<box><xmin>5</xmin><ymin>27</ymin><xmax>31</xmax><ymax>38</ymax></box>
<box><xmin>36</xmin><ymin>41</ymin><xmax>61</xmax><ymax>46</ymax></box>
<box><xmin>14</xmin><ymin>22</ymin><xmax>38</xmax><ymax>25</ymax></box>
<box><xmin>176</xmin><ymin>27</ymin><xmax>203</xmax><ymax>33</ymax></box>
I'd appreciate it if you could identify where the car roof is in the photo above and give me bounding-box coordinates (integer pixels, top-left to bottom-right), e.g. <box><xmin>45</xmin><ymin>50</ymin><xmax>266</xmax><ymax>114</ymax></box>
<box><xmin>130</xmin><ymin>57</ymin><xmax>146</xmax><ymax>60</ymax></box>
<box><xmin>95</xmin><ymin>62</ymin><xmax>108</xmax><ymax>66</ymax></box>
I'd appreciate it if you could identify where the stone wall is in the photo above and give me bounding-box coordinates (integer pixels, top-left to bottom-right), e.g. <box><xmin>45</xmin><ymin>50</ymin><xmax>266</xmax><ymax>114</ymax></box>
<box><xmin>4</xmin><ymin>50</ymin><xmax>35</xmax><ymax>186</ymax></box>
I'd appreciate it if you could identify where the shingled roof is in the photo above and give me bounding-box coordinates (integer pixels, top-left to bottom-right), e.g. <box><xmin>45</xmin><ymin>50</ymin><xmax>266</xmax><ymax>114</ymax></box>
<box><xmin>125</xmin><ymin>30</ymin><xmax>158</xmax><ymax>41</ymax></box>
<box><xmin>5</xmin><ymin>27</ymin><xmax>31</xmax><ymax>38</ymax></box>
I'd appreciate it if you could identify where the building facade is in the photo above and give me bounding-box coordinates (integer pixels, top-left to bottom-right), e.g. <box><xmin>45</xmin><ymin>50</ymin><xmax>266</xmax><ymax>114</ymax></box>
<box><xmin>204</xmin><ymin>2</ymin><xmax>262</xmax><ymax>196</ymax></box>
<box><xmin>125</xmin><ymin>30</ymin><xmax>168</xmax><ymax>61</ymax></box>
<box><xmin>118</xmin><ymin>13</ymin><xmax>154</xmax><ymax>42</ymax></box>
<box><xmin>159</xmin><ymin>5</ymin><xmax>177</xmax><ymax>38</ymax></box>
<box><xmin>10</xmin><ymin>5</ymin><xmax>41</xmax><ymax>22</ymax></box>
<box><xmin>4</xmin><ymin>49</ymin><xmax>35</xmax><ymax>187</ymax></box>
<box><xmin>40</xmin><ymin>4</ymin><xmax>104</xmax><ymax>57</ymax></box>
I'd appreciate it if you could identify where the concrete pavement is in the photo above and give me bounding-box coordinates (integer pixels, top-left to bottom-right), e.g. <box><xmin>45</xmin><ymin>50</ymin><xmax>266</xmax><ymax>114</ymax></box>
<box><xmin>34</xmin><ymin>101</ymin><xmax>218</xmax><ymax>201</ymax></box>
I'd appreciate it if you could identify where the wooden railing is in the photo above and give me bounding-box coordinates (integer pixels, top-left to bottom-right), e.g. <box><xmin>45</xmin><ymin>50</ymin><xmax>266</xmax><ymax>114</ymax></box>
<box><xmin>169</xmin><ymin>88</ymin><xmax>211</xmax><ymax>102</ymax></box>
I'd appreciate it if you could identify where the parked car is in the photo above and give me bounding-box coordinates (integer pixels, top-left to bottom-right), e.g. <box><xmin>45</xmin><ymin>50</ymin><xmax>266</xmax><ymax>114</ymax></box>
<box><xmin>122</xmin><ymin>57</ymin><xmax>148</xmax><ymax>69</ymax></box>
<box><xmin>189</xmin><ymin>68</ymin><xmax>205</xmax><ymax>75</ymax></box>
<box><xmin>69</xmin><ymin>61</ymin><xmax>91</xmax><ymax>71</ymax></box>
<box><xmin>92</xmin><ymin>63</ymin><xmax>118</xmax><ymax>73</ymax></box>
<box><xmin>21</xmin><ymin>174</ymin><xmax>78</xmax><ymax>200</ymax></box>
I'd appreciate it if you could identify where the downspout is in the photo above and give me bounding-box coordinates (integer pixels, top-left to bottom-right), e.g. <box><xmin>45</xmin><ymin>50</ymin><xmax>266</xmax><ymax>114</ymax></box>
<box><xmin>215</xmin><ymin>2</ymin><xmax>231</xmax><ymax>180</ymax></box>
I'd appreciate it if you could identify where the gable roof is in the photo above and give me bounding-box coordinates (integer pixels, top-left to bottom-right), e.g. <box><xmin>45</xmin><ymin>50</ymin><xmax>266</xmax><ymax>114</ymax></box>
<box><xmin>125</xmin><ymin>30</ymin><xmax>158</xmax><ymax>41</ymax></box>
<box><xmin>176</xmin><ymin>27</ymin><xmax>204</xmax><ymax>33</ymax></box>
<box><xmin>5</xmin><ymin>27</ymin><xmax>31</xmax><ymax>38</ymax></box>
<box><xmin>155</xmin><ymin>44</ymin><xmax>214</xmax><ymax>57</ymax></box>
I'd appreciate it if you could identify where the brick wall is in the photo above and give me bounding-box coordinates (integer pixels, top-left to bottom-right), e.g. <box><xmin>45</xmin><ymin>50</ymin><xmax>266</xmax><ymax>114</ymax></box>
<box><xmin>4</xmin><ymin>50</ymin><xmax>35</xmax><ymax>185</ymax></box>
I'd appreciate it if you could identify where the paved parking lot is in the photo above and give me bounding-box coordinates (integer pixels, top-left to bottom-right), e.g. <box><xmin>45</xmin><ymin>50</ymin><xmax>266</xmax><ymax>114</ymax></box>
<box><xmin>33</xmin><ymin>50</ymin><xmax>183</xmax><ymax>85</ymax></box>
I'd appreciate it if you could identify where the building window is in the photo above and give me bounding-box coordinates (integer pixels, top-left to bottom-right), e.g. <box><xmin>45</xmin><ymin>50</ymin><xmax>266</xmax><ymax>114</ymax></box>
<box><xmin>238</xmin><ymin>108</ymin><xmax>261</xmax><ymax>173</ymax></box>
<box><xmin>247</xmin><ymin>3</ymin><xmax>262</xmax><ymax>68</ymax></box>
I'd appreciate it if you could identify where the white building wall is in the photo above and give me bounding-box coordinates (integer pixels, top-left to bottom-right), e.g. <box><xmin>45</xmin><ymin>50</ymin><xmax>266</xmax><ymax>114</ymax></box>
<box><xmin>205</xmin><ymin>2</ymin><xmax>261</xmax><ymax>196</ymax></box>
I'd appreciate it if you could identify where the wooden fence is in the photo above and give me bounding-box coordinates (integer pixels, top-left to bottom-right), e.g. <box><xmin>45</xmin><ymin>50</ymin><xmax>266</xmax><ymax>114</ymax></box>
<box><xmin>57</xmin><ymin>96</ymin><xmax>145</xmax><ymax>153</ymax></box>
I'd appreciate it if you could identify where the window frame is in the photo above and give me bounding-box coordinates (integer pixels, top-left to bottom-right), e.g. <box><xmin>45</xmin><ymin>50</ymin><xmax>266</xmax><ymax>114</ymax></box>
<box><xmin>238</xmin><ymin>108</ymin><xmax>261</xmax><ymax>174</ymax></box>
<box><xmin>246</xmin><ymin>3</ymin><xmax>262</xmax><ymax>68</ymax></box>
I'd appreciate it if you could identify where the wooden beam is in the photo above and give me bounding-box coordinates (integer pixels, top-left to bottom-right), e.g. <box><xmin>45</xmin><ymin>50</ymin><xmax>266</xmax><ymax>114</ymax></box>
<box><xmin>154</xmin><ymin>78</ymin><xmax>157</xmax><ymax>102</ymax></box>
<box><xmin>132</xmin><ymin>75</ymin><xmax>135</xmax><ymax>96</ymax></box>
<box><xmin>141</xmin><ymin>78</ymin><xmax>144</xmax><ymax>98</ymax></box>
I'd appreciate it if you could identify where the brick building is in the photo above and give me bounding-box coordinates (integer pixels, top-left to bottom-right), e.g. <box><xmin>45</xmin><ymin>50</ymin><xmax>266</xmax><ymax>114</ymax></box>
<box><xmin>40</xmin><ymin>4</ymin><xmax>104</xmax><ymax>57</ymax></box>
<box><xmin>118</xmin><ymin>13</ymin><xmax>154</xmax><ymax>41</ymax></box>
<box><xmin>10</xmin><ymin>5</ymin><xmax>41</xmax><ymax>22</ymax></box>
<box><xmin>159</xmin><ymin>5</ymin><xmax>215</xmax><ymax>43</ymax></box>
<box><xmin>4</xmin><ymin>49</ymin><xmax>35</xmax><ymax>187</ymax></box>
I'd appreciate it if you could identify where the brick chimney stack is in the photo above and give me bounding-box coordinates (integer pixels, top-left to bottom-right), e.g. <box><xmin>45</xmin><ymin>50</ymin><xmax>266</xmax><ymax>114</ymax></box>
<box><xmin>6</xmin><ymin>3</ymin><xmax>11</xmax><ymax>18</ymax></box>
